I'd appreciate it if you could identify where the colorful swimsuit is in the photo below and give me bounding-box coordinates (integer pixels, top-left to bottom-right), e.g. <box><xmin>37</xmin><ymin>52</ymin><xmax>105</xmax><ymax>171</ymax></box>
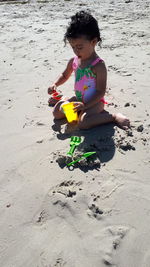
<box><xmin>72</xmin><ymin>56</ymin><xmax>107</xmax><ymax>104</ymax></box>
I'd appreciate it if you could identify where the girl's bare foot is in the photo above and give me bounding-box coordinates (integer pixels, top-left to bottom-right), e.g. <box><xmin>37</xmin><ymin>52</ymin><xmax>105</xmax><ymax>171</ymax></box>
<box><xmin>114</xmin><ymin>113</ymin><xmax>130</xmax><ymax>130</ymax></box>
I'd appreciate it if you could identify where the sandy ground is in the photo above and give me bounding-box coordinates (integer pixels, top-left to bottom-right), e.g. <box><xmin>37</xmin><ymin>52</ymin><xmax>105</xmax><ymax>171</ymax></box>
<box><xmin>0</xmin><ymin>0</ymin><xmax>150</xmax><ymax>266</ymax></box>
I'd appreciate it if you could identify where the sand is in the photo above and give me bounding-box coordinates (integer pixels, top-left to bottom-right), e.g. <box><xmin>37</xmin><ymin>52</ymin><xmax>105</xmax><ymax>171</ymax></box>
<box><xmin>0</xmin><ymin>0</ymin><xmax>150</xmax><ymax>266</ymax></box>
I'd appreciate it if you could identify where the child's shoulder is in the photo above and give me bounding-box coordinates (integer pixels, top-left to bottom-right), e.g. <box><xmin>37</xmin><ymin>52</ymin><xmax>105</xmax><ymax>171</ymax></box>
<box><xmin>93</xmin><ymin>56</ymin><xmax>105</xmax><ymax>65</ymax></box>
<box><xmin>92</xmin><ymin>58</ymin><xmax>106</xmax><ymax>75</ymax></box>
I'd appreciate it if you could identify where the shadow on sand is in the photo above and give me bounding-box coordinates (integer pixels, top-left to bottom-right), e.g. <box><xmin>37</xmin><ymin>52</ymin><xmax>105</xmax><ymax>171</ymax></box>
<box><xmin>51</xmin><ymin>118</ymin><xmax>116</xmax><ymax>172</ymax></box>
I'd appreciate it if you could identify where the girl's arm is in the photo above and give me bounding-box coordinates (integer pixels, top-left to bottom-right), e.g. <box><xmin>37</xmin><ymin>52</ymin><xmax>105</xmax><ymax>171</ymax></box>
<box><xmin>84</xmin><ymin>61</ymin><xmax>107</xmax><ymax>110</ymax></box>
<box><xmin>48</xmin><ymin>58</ymin><xmax>74</xmax><ymax>94</ymax></box>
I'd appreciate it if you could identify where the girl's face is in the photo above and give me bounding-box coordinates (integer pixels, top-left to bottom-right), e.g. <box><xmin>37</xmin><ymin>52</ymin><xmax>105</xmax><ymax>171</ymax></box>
<box><xmin>68</xmin><ymin>36</ymin><xmax>97</xmax><ymax>60</ymax></box>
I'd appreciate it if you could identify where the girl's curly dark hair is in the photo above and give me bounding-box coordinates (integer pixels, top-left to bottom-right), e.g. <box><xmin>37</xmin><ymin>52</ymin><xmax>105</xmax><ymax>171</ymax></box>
<box><xmin>64</xmin><ymin>10</ymin><xmax>102</xmax><ymax>46</ymax></box>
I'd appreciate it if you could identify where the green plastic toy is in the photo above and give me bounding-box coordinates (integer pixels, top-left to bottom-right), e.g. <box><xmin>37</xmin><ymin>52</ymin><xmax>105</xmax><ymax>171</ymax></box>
<box><xmin>67</xmin><ymin>136</ymin><xmax>82</xmax><ymax>156</ymax></box>
<box><xmin>67</xmin><ymin>152</ymin><xmax>96</xmax><ymax>167</ymax></box>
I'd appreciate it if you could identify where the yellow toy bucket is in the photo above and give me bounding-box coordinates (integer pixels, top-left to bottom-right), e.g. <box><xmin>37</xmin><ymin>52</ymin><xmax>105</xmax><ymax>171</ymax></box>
<box><xmin>62</xmin><ymin>102</ymin><xmax>78</xmax><ymax>123</ymax></box>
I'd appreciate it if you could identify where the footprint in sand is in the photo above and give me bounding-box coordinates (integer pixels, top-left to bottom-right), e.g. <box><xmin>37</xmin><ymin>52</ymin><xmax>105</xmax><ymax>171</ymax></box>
<box><xmin>34</xmin><ymin>180</ymin><xmax>82</xmax><ymax>225</ymax></box>
<box><xmin>51</xmin><ymin>180</ymin><xmax>83</xmax><ymax>199</ymax></box>
<box><xmin>87</xmin><ymin>203</ymin><xmax>104</xmax><ymax>220</ymax></box>
<box><xmin>102</xmin><ymin>225</ymin><xmax>130</xmax><ymax>266</ymax></box>
<box><xmin>53</xmin><ymin>257</ymin><xmax>67</xmax><ymax>267</ymax></box>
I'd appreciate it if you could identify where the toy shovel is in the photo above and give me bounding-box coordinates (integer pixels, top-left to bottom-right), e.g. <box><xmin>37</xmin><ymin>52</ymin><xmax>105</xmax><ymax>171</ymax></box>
<box><xmin>67</xmin><ymin>152</ymin><xmax>96</xmax><ymax>167</ymax></box>
<box><xmin>67</xmin><ymin>136</ymin><xmax>82</xmax><ymax>156</ymax></box>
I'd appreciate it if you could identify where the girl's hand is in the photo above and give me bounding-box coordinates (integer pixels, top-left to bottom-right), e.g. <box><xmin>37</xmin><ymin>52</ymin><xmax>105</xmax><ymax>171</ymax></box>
<box><xmin>73</xmin><ymin>102</ymin><xmax>85</xmax><ymax>112</ymax></box>
<box><xmin>48</xmin><ymin>84</ymin><xmax>57</xmax><ymax>95</ymax></box>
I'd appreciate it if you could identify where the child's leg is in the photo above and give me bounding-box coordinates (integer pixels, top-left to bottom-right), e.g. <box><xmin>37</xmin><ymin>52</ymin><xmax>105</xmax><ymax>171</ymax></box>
<box><xmin>53</xmin><ymin>96</ymin><xmax>77</xmax><ymax>119</ymax></box>
<box><xmin>78</xmin><ymin>103</ymin><xmax>130</xmax><ymax>130</ymax></box>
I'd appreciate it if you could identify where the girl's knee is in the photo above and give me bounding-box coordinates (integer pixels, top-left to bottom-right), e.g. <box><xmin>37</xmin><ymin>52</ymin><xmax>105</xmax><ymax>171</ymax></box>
<box><xmin>53</xmin><ymin>102</ymin><xmax>65</xmax><ymax>119</ymax></box>
<box><xmin>53</xmin><ymin>110</ymin><xmax>64</xmax><ymax>120</ymax></box>
<box><xmin>78</xmin><ymin>114</ymin><xmax>89</xmax><ymax>129</ymax></box>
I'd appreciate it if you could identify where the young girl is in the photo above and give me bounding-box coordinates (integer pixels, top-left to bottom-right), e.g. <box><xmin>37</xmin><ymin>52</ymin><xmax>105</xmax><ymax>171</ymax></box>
<box><xmin>48</xmin><ymin>11</ymin><xmax>130</xmax><ymax>130</ymax></box>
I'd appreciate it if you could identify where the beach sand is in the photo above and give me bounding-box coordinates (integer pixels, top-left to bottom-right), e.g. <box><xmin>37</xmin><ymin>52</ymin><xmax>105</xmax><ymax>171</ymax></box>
<box><xmin>0</xmin><ymin>0</ymin><xmax>150</xmax><ymax>266</ymax></box>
